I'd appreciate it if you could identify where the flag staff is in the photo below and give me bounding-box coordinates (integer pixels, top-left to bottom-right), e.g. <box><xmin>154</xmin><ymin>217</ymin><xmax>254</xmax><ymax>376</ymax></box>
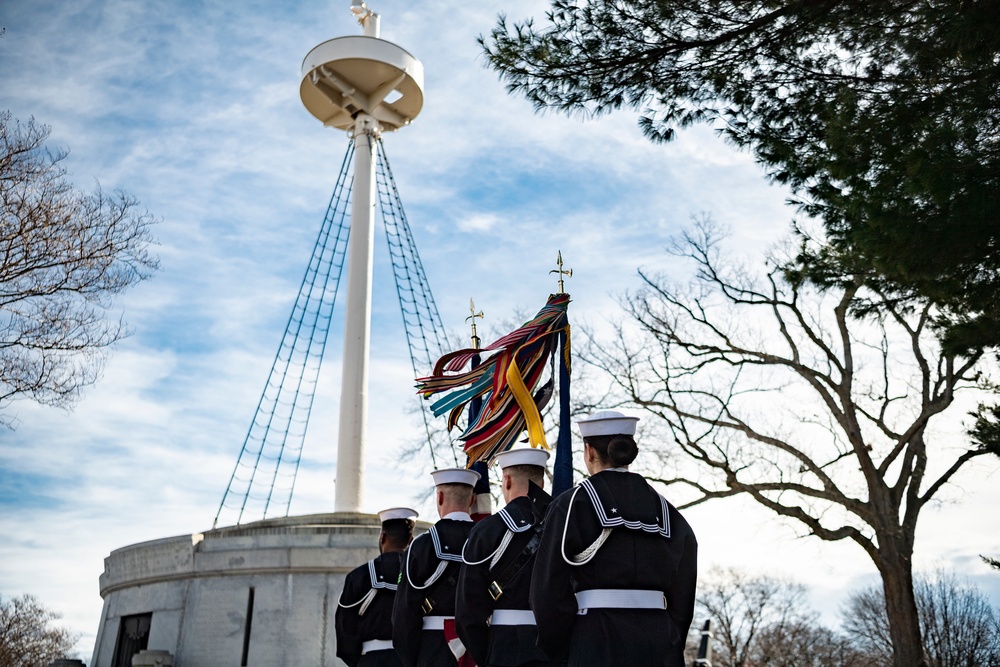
<box><xmin>550</xmin><ymin>250</ymin><xmax>573</xmax><ymax>294</ymax></box>
<box><xmin>467</xmin><ymin>298</ymin><xmax>484</xmax><ymax>350</ymax></box>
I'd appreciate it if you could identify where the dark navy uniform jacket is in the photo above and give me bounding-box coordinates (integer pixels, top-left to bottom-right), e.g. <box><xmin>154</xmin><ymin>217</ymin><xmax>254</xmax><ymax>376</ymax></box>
<box><xmin>336</xmin><ymin>551</ymin><xmax>406</xmax><ymax>667</ymax></box>
<box><xmin>456</xmin><ymin>484</ymin><xmax>560</xmax><ymax>667</ymax></box>
<box><xmin>392</xmin><ymin>517</ymin><xmax>474</xmax><ymax>667</ymax></box>
<box><xmin>529</xmin><ymin>469</ymin><xmax>697</xmax><ymax>667</ymax></box>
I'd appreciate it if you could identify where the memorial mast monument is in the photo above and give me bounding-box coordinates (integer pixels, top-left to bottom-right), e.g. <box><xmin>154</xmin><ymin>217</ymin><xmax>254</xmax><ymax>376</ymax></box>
<box><xmin>89</xmin><ymin>5</ymin><xmax>434</xmax><ymax>665</ymax></box>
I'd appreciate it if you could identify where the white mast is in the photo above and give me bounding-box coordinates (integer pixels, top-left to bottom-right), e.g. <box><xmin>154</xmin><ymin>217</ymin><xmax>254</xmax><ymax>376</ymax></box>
<box><xmin>300</xmin><ymin>2</ymin><xmax>424</xmax><ymax>512</ymax></box>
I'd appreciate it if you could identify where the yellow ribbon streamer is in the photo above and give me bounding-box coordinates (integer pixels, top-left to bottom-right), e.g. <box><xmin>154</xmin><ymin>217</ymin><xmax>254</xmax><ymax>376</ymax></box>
<box><xmin>506</xmin><ymin>356</ymin><xmax>549</xmax><ymax>450</ymax></box>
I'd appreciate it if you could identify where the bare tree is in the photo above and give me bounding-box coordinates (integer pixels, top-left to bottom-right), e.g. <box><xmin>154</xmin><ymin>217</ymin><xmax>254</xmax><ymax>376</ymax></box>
<box><xmin>918</xmin><ymin>572</ymin><xmax>1000</xmax><ymax>666</ymax></box>
<box><xmin>693</xmin><ymin>567</ymin><xmax>872</xmax><ymax>667</ymax></box>
<box><xmin>697</xmin><ymin>567</ymin><xmax>812</xmax><ymax>667</ymax></box>
<box><xmin>841</xmin><ymin>586</ymin><xmax>895</xmax><ymax>665</ymax></box>
<box><xmin>0</xmin><ymin>111</ymin><xmax>158</xmax><ymax>426</ymax></box>
<box><xmin>584</xmin><ymin>220</ymin><xmax>999</xmax><ymax>664</ymax></box>
<box><xmin>0</xmin><ymin>594</ymin><xmax>79</xmax><ymax>667</ymax></box>
<box><xmin>752</xmin><ymin>620</ymin><xmax>876</xmax><ymax>667</ymax></box>
<box><xmin>844</xmin><ymin>572</ymin><xmax>1000</xmax><ymax>666</ymax></box>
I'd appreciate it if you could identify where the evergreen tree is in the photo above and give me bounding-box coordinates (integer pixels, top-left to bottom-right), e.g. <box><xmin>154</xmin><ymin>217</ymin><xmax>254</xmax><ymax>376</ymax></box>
<box><xmin>482</xmin><ymin>1</ymin><xmax>1000</xmax><ymax>351</ymax></box>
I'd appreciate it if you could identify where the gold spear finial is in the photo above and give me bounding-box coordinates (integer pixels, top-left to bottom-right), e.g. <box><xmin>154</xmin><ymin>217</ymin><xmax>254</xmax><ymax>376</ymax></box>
<box><xmin>466</xmin><ymin>297</ymin><xmax>484</xmax><ymax>350</ymax></box>
<box><xmin>550</xmin><ymin>250</ymin><xmax>573</xmax><ymax>294</ymax></box>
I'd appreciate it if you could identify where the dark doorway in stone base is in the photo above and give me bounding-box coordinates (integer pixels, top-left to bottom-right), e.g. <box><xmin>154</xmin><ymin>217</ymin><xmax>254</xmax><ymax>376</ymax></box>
<box><xmin>111</xmin><ymin>612</ymin><xmax>151</xmax><ymax>667</ymax></box>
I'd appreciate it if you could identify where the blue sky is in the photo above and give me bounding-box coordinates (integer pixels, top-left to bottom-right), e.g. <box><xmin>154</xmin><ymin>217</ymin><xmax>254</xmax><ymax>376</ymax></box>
<box><xmin>2</xmin><ymin>0</ymin><xmax>999</xmax><ymax>659</ymax></box>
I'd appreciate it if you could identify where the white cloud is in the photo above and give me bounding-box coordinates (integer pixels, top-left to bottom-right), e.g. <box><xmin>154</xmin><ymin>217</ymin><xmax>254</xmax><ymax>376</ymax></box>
<box><xmin>456</xmin><ymin>212</ymin><xmax>501</xmax><ymax>232</ymax></box>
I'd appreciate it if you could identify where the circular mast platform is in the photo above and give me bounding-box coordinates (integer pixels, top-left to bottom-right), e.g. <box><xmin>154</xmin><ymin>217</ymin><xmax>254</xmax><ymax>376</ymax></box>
<box><xmin>300</xmin><ymin>35</ymin><xmax>424</xmax><ymax>132</ymax></box>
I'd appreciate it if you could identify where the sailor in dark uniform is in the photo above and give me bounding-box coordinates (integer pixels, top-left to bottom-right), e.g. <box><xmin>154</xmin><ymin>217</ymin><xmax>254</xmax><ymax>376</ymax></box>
<box><xmin>529</xmin><ymin>411</ymin><xmax>698</xmax><ymax>667</ymax></box>
<box><xmin>456</xmin><ymin>448</ymin><xmax>560</xmax><ymax>667</ymax></box>
<box><xmin>336</xmin><ymin>507</ymin><xmax>419</xmax><ymax>667</ymax></box>
<box><xmin>392</xmin><ymin>467</ymin><xmax>481</xmax><ymax>667</ymax></box>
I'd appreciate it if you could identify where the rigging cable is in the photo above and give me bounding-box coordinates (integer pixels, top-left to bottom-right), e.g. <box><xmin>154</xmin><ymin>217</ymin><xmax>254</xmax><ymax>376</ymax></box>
<box><xmin>375</xmin><ymin>137</ymin><xmax>455</xmax><ymax>466</ymax></box>
<box><xmin>213</xmin><ymin>142</ymin><xmax>354</xmax><ymax>528</ymax></box>
<box><xmin>214</xmin><ymin>135</ymin><xmax>453</xmax><ymax>528</ymax></box>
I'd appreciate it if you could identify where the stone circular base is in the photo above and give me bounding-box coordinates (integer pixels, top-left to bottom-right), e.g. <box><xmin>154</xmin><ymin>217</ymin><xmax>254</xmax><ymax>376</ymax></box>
<box><xmin>90</xmin><ymin>512</ymin><xmax>417</xmax><ymax>667</ymax></box>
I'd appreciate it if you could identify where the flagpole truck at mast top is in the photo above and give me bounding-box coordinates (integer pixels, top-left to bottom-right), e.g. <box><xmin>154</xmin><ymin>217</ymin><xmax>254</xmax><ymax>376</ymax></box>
<box><xmin>300</xmin><ymin>1</ymin><xmax>424</xmax><ymax>512</ymax></box>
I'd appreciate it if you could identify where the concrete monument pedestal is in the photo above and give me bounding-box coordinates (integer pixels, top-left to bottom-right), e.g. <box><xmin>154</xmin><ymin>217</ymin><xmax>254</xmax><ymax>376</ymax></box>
<box><xmin>90</xmin><ymin>512</ymin><xmax>418</xmax><ymax>667</ymax></box>
<box><xmin>131</xmin><ymin>650</ymin><xmax>173</xmax><ymax>666</ymax></box>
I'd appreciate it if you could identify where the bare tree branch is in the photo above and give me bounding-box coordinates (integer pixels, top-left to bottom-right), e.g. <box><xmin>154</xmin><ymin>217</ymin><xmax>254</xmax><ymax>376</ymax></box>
<box><xmin>581</xmin><ymin>220</ymin><xmax>998</xmax><ymax>661</ymax></box>
<box><xmin>0</xmin><ymin>112</ymin><xmax>159</xmax><ymax>426</ymax></box>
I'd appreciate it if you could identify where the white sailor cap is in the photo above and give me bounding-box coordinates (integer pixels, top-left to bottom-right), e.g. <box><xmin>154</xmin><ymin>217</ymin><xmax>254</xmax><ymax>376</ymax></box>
<box><xmin>430</xmin><ymin>467</ymin><xmax>481</xmax><ymax>487</ymax></box>
<box><xmin>576</xmin><ymin>410</ymin><xmax>640</xmax><ymax>438</ymax></box>
<box><xmin>377</xmin><ymin>507</ymin><xmax>418</xmax><ymax>523</ymax></box>
<box><xmin>493</xmin><ymin>447</ymin><xmax>550</xmax><ymax>469</ymax></box>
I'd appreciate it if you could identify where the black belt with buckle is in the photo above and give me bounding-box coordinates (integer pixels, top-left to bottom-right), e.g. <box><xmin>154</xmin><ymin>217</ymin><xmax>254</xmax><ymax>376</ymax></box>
<box><xmin>420</xmin><ymin>567</ymin><xmax>458</xmax><ymax>616</ymax></box>
<box><xmin>487</xmin><ymin>530</ymin><xmax>541</xmax><ymax>602</ymax></box>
